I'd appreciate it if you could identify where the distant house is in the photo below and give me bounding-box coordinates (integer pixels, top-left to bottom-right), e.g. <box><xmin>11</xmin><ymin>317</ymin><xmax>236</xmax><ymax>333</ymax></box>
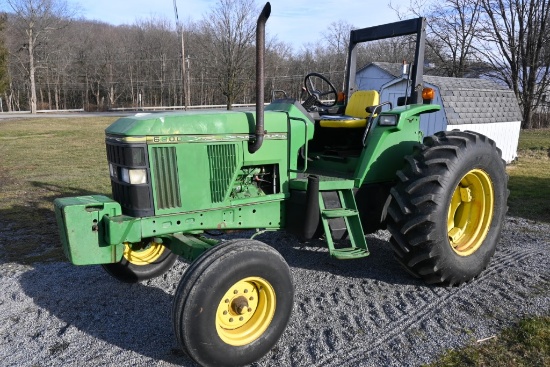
<box><xmin>355</xmin><ymin>63</ymin><xmax>523</xmax><ymax>163</ymax></box>
<box><xmin>356</xmin><ymin>62</ymin><xmax>404</xmax><ymax>91</ymax></box>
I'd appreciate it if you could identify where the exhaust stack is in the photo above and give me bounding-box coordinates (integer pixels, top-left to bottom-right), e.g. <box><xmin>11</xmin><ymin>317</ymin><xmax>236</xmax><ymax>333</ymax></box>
<box><xmin>249</xmin><ymin>2</ymin><xmax>271</xmax><ymax>154</ymax></box>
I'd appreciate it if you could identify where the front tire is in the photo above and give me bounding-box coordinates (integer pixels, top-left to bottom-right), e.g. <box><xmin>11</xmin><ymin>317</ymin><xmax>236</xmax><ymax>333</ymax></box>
<box><xmin>387</xmin><ymin>131</ymin><xmax>508</xmax><ymax>285</ymax></box>
<box><xmin>102</xmin><ymin>240</ymin><xmax>178</xmax><ymax>283</ymax></box>
<box><xmin>172</xmin><ymin>239</ymin><xmax>294</xmax><ymax>367</ymax></box>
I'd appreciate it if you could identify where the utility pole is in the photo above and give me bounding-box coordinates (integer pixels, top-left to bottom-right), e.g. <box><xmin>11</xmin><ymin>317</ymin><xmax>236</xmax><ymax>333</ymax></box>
<box><xmin>174</xmin><ymin>0</ymin><xmax>188</xmax><ymax>110</ymax></box>
<box><xmin>185</xmin><ymin>55</ymin><xmax>191</xmax><ymax>107</ymax></box>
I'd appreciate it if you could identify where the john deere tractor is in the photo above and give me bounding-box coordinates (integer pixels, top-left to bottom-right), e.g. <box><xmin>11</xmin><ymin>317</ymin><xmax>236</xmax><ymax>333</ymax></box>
<box><xmin>54</xmin><ymin>3</ymin><xmax>508</xmax><ymax>366</ymax></box>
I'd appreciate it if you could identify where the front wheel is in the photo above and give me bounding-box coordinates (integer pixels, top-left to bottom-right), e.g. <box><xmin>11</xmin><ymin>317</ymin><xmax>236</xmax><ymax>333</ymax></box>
<box><xmin>102</xmin><ymin>240</ymin><xmax>178</xmax><ymax>283</ymax></box>
<box><xmin>172</xmin><ymin>239</ymin><xmax>294</xmax><ymax>367</ymax></box>
<box><xmin>387</xmin><ymin>131</ymin><xmax>508</xmax><ymax>285</ymax></box>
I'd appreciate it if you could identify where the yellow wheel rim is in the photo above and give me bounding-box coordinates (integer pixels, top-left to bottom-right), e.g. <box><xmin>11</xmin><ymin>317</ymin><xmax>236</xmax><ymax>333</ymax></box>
<box><xmin>447</xmin><ymin>169</ymin><xmax>494</xmax><ymax>256</ymax></box>
<box><xmin>123</xmin><ymin>242</ymin><xmax>165</xmax><ymax>265</ymax></box>
<box><xmin>215</xmin><ymin>277</ymin><xmax>276</xmax><ymax>346</ymax></box>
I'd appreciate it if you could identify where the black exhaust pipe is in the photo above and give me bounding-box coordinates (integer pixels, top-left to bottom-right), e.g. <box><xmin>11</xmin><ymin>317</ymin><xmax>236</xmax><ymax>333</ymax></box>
<box><xmin>302</xmin><ymin>175</ymin><xmax>320</xmax><ymax>239</ymax></box>
<box><xmin>249</xmin><ymin>2</ymin><xmax>271</xmax><ymax>154</ymax></box>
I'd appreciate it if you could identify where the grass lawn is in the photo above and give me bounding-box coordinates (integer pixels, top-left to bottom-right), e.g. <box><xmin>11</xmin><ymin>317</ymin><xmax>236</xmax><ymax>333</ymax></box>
<box><xmin>1</xmin><ymin>118</ymin><xmax>549</xmax><ymax>364</ymax></box>
<box><xmin>426</xmin><ymin>316</ymin><xmax>550</xmax><ymax>367</ymax></box>
<box><xmin>0</xmin><ymin>116</ymin><xmax>115</xmax><ymax>263</ymax></box>
<box><xmin>507</xmin><ymin>128</ymin><xmax>550</xmax><ymax>223</ymax></box>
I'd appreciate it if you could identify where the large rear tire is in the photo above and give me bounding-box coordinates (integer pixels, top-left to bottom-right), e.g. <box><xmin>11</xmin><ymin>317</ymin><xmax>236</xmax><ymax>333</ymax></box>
<box><xmin>172</xmin><ymin>239</ymin><xmax>294</xmax><ymax>367</ymax></box>
<box><xmin>387</xmin><ymin>131</ymin><xmax>508</xmax><ymax>285</ymax></box>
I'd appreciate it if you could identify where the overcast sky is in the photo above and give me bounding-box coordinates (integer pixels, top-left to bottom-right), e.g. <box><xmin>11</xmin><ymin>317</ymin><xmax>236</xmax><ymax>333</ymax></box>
<box><xmin>1</xmin><ymin>0</ymin><xmax>413</xmax><ymax>50</ymax></box>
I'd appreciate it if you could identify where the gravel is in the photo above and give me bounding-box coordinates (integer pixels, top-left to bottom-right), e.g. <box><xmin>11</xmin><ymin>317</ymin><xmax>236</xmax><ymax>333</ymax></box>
<box><xmin>1</xmin><ymin>216</ymin><xmax>549</xmax><ymax>367</ymax></box>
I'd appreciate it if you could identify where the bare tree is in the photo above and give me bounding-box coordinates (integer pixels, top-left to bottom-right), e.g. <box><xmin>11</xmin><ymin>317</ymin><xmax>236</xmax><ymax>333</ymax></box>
<box><xmin>479</xmin><ymin>0</ymin><xmax>550</xmax><ymax>128</ymax></box>
<box><xmin>0</xmin><ymin>13</ymin><xmax>9</xmax><ymax>101</ymax></box>
<box><xmin>393</xmin><ymin>0</ymin><xmax>483</xmax><ymax>77</ymax></box>
<box><xmin>428</xmin><ymin>0</ymin><xmax>482</xmax><ymax>76</ymax></box>
<box><xmin>264</xmin><ymin>40</ymin><xmax>294</xmax><ymax>99</ymax></box>
<box><xmin>35</xmin><ymin>21</ymin><xmax>73</xmax><ymax>110</ymax></box>
<box><xmin>134</xmin><ymin>17</ymin><xmax>180</xmax><ymax>108</ymax></box>
<box><xmin>198</xmin><ymin>0</ymin><xmax>258</xmax><ymax>110</ymax></box>
<box><xmin>4</xmin><ymin>0</ymin><xmax>74</xmax><ymax>113</ymax></box>
<box><xmin>0</xmin><ymin>2</ymin><xmax>427</xmax><ymax>111</ymax></box>
<box><xmin>321</xmin><ymin>20</ymin><xmax>354</xmax><ymax>90</ymax></box>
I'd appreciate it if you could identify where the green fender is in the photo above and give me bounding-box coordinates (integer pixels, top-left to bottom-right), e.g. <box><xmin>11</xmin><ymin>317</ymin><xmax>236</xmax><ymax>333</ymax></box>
<box><xmin>354</xmin><ymin>103</ymin><xmax>441</xmax><ymax>186</ymax></box>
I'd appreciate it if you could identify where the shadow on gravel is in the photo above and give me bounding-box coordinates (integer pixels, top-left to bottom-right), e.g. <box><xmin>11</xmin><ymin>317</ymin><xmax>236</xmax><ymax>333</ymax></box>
<box><xmin>253</xmin><ymin>231</ymin><xmax>426</xmax><ymax>287</ymax></box>
<box><xmin>0</xmin><ymin>181</ymin><xmax>106</xmax><ymax>266</ymax></box>
<box><xmin>16</xmin><ymin>232</ymin><xmax>427</xmax><ymax>367</ymax></box>
<box><xmin>19</xmin><ymin>263</ymin><xmax>196</xmax><ymax>366</ymax></box>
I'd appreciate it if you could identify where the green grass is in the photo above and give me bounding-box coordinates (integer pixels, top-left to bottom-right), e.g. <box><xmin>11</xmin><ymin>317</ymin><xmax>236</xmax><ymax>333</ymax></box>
<box><xmin>516</xmin><ymin>128</ymin><xmax>550</xmax><ymax>151</ymax></box>
<box><xmin>507</xmin><ymin>128</ymin><xmax>550</xmax><ymax>223</ymax></box>
<box><xmin>426</xmin><ymin>316</ymin><xmax>550</xmax><ymax>367</ymax></box>
<box><xmin>0</xmin><ymin>117</ymin><xmax>115</xmax><ymax>263</ymax></box>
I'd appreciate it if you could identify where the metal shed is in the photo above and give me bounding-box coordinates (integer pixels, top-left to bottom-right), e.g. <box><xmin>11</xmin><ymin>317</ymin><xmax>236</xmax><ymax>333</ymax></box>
<box><xmin>356</xmin><ymin>62</ymin><xmax>404</xmax><ymax>92</ymax></box>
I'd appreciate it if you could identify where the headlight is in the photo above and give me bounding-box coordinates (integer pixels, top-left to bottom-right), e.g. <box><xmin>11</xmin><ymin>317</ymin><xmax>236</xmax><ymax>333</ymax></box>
<box><xmin>109</xmin><ymin>163</ymin><xmax>117</xmax><ymax>179</ymax></box>
<box><xmin>378</xmin><ymin>115</ymin><xmax>397</xmax><ymax>126</ymax></box>
<box><xmin>120</xmin><ymin>168</ymin><xmax>148</xmax><ymax>184</ymax></box>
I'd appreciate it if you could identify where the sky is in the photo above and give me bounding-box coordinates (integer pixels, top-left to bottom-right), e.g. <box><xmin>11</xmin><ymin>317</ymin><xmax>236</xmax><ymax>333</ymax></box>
<box><xmin>0</xmin><ymin>0</ymin><xmax>413</xmax><ymax>51</ymax></box>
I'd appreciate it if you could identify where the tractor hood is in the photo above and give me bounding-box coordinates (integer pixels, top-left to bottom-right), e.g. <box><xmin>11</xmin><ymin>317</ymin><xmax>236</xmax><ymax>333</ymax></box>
<box><xmin>106</xmin><ymin>110</ymin><xmax>289</xmax><ymax>137</ymax></box>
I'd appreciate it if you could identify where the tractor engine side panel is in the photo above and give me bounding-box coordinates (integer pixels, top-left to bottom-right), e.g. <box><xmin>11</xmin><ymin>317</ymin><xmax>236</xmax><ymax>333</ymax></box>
<box><xmin>148</xmin><ymin>138</ymin><xmax>289</xmax><ymax>216</ymax></box>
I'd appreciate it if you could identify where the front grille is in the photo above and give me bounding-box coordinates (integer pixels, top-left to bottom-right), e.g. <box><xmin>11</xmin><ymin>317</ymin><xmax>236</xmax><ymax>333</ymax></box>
<box><xmin>111</xmin><ymin>182</ymin><xmax>152</xmax><ymax>214</ymax></box>
<box><xmin>106</xmin><ymin>144</ymin><xmax>146</xmax><ymax>167</ymax></box>
<box><xmin>151</xmin><ymin>147</ymin><xmax>182</xmax><ymax>209</ymax></box>
<box><xmin>208</xmin><ymin>144</ymin><xmax>238</xmax><ymax>203</ymax></box>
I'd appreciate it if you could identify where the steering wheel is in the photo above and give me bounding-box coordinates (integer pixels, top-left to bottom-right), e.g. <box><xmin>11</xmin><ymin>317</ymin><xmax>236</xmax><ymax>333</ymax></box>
<box><xmin>303</xmin><ymin>72</ymin><xmax>338</xmax><ymax>109</ymax></box>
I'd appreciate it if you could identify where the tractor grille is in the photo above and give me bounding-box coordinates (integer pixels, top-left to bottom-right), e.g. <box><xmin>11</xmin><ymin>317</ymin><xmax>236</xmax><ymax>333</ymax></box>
<box><xmin>106</xmin><ymin>143</ymin><xmax>146</xmax><ymax>167</ymax></box>
<box><xmin>208</xmin><ymin>144</ymin><xmax>238</xmax><ymax>203</ymax></box>
<box><xmin>151</xmin><ymin>146</ymin><xmax>182</xmax><ymax>209</ymax></box>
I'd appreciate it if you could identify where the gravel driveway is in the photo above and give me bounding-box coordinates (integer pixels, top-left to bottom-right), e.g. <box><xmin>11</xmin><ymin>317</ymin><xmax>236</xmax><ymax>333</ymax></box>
<box><xmin>1</xmin><ymin>216</ymin><xmax>549</xmax><ymax>367</ymax></box>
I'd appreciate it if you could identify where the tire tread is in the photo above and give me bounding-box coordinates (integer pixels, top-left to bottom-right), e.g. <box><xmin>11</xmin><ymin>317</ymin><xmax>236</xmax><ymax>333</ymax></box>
<box><xmin>387</xmin><ymin>130</ymin><xmax>508</xmax><ymax>286</ymax></box>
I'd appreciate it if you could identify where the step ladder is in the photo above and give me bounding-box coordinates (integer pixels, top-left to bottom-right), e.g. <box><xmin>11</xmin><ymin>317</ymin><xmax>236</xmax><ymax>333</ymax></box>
<box><xmin>319</xmin><ymin>188</ymin><xmax>370</xmax><ymax>260</ymax></box>
<box><xmin>289</xmin><ymin>175</ymin><xmax>370</xmax><ymax>260</ymax></box>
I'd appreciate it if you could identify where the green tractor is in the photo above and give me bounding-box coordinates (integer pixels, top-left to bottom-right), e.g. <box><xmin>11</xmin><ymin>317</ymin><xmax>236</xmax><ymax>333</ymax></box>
<box><xmin>54</xmin><ymin>3</ymin><xmax>508</xmax><ymax>367</ymax></box>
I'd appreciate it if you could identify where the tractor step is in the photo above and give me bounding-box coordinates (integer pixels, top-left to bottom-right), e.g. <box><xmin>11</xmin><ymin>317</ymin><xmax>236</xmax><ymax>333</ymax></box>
<box><xmin>289</xmin><ymin>175</ymin><xmax>355</xmax><ymax>191</ymax></box>
<box><xmin>322</xmin><ymin>208</ymin><xmax>358</xmax><ymax>219</ymax></box>
<box><xmin>330</xmin><ymin>247</ymin><xmax>370</xmax><ymax>260</ymax></box>
<box><xmin>318</xmin><ymin>188</ymin><xmax>369</xmax><ymax>260</ymax></box>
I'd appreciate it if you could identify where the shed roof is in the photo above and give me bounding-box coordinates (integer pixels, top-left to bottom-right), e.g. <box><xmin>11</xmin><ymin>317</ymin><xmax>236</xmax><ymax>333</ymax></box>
<box><xmin>381</xmin><ymin>75</ymin><xmax>523</xmax><ymax>124</ymax></box>
<box><xmin>423</xmin><ymin>75</ymin><xmax>523</xmax><ymax>124</ymax></box>
<box><xmin>357</xmin><ymin>62</ymin><xmax>403</xmax><ymax>77</ymax></box>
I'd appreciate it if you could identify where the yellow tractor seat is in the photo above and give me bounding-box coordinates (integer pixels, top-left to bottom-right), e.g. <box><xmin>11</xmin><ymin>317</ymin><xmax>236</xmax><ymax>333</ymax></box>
<box><xmin>319</xmin><ymin>90</ymin><xmax>380</xmax><ymax>128</ymax></box>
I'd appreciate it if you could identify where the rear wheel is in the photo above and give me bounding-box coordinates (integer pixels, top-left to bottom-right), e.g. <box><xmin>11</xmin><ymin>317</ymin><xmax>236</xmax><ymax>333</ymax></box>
<box><xmin>102</xmin><ymin>240</ymin><xmax>178</xmax><ymax>283</ymax></box>
<box><xmin>172</xmin><ymin>239</ymin><xmax>294</xmax><ymax>367</ymax></box>
<box><xmin>387</xmin><ymin>131</ymin><xmax>508</xmax><ymax>285</ymax></box>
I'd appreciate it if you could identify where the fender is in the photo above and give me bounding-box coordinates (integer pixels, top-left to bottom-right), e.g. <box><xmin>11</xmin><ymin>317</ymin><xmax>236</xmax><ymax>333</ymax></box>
<box><xmin>354</xmin><ymin>103</ymin><xmax>441</xmax><ymax>186</ymax></box>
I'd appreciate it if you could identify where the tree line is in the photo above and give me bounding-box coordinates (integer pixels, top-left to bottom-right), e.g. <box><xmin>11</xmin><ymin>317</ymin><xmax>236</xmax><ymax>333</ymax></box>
<box><xmin>0</xmin><ymin>0</ymin><xmax>549</xmax><ymax>128</ymax></box>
